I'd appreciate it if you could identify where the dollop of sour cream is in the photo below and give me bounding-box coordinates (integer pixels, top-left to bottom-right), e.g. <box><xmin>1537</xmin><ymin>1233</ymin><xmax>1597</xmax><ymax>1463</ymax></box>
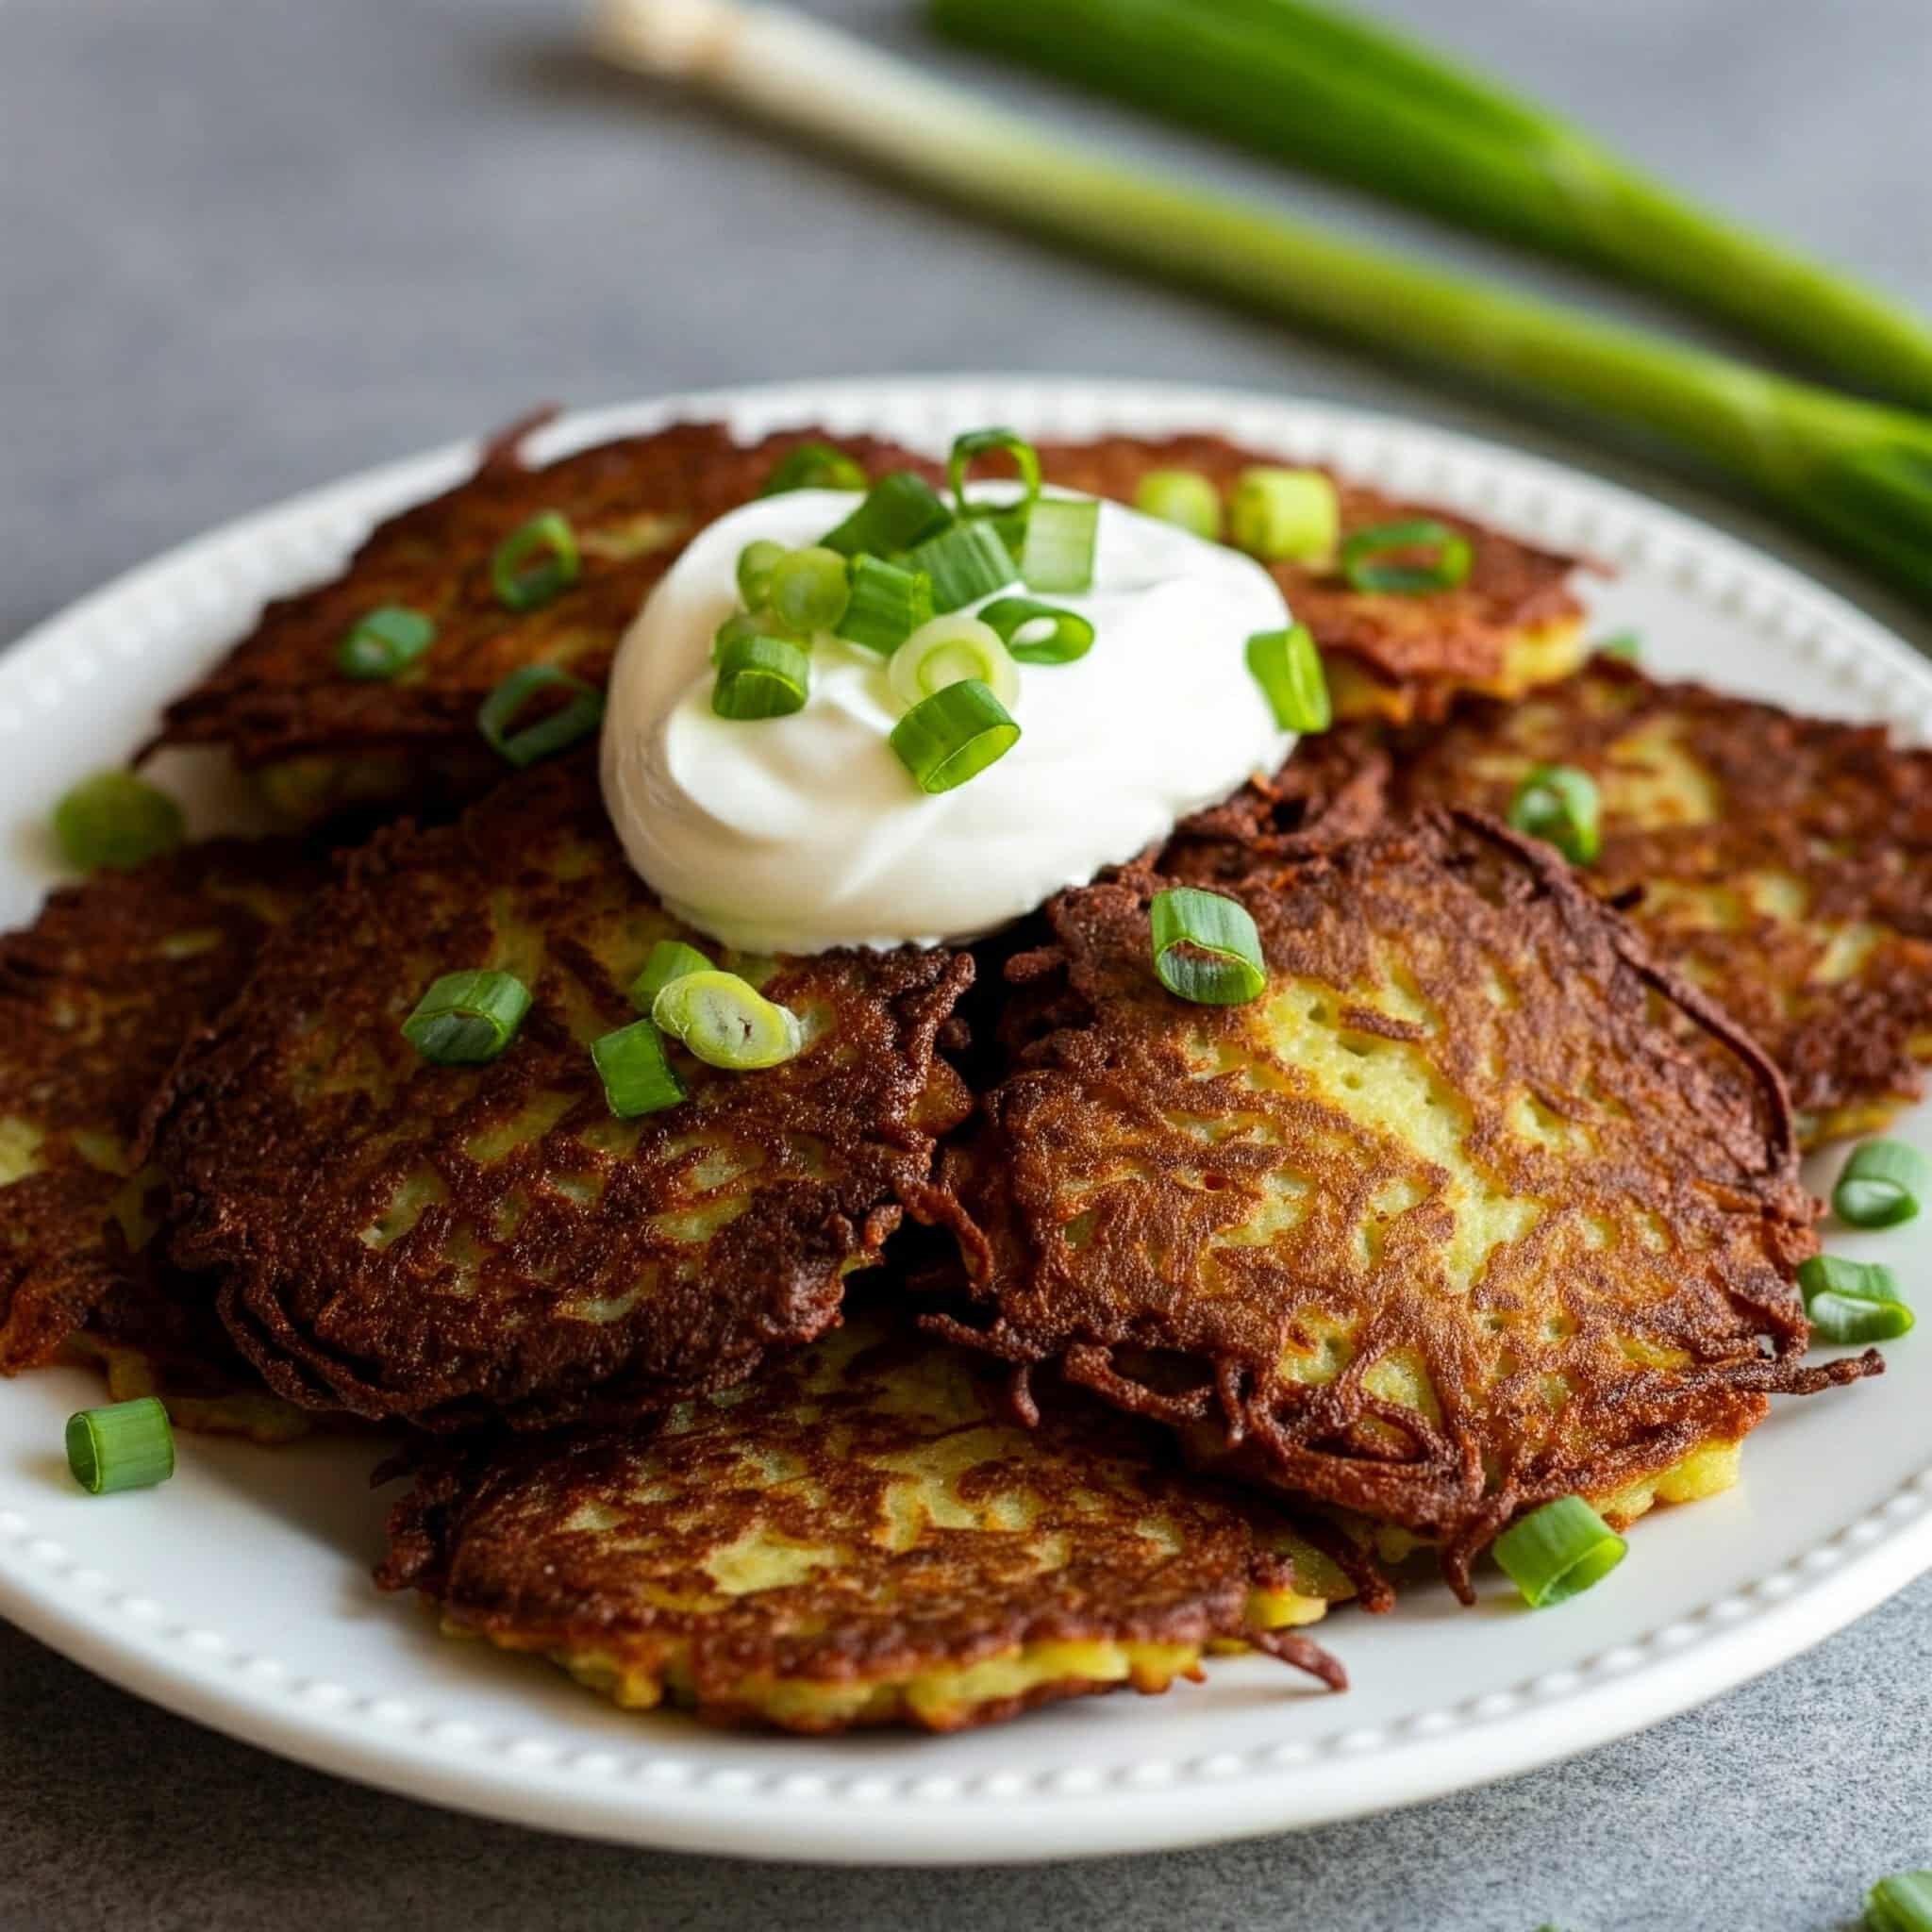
<box><xmin>599</xmin><ymin>487</ymin><xmax>1293</xmax><ymax>955</ymax></box>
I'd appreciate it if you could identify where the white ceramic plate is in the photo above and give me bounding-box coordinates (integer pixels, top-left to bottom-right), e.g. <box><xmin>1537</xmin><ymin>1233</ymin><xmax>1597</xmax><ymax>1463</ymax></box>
<box><xmin>4</xmin><ymin>377</ymin><xmax>1931</xmax><ymax>1866</ymax></box>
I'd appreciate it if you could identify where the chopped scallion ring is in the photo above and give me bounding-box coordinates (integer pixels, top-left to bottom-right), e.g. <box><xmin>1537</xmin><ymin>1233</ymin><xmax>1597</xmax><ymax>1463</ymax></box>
<box><xmin>819</xmin><ymin>471</ymin><xmax>954</xmax><ymax>558</ymax></box>
<box><xmin>1867</xmin><ymin>1870</ymin><xmax>1932</xmax><ymax>1932</ymax></box>
<box><xmin>1134</xmin><ymin>468</ymin><xmax>1224</xmax><ymax>541</ymax></box>
<box><xmin>491</xmin><ymin>510</ymin><xmax>580</xmax><ymax>610</ymax></box>
<box><xmin>1150</xmin><ymin>886</ymin><xmax>1267</xmax><ymax>1007</ymax></box>
<box><xmin>1507</xmin><ymin>763</ymin><xmax>1601</xmax><ymax>865</ymax></box>
<box><xmin>1832</xmin><ymin>1140</ymin><xmax>1927</xmax><ymax>1229</ymax></box>
<box><xmin>889</xmin><ymin>614</ymin><xmax>1020</xmax><ymax>709</ymax></box>
<box><xmin>903</xmin><ymin>519</ymin><xmax>1018</xmax><ymax>613</ymax></box>
<box><xmin>1340</xmin><ymin>517</ymin><xmax>1473</xmax><ymax>594</ymax></box>
<box><xmin>401</xmin><ymin>968</ymin><xmax>533</xmax><ymax>1065</ymax></box>
<box><xmin>51</xmin><ymin>772</ymin><xmax>185</xmax><ymax>874</ymax></box>
<box><xmin>1492</xmin><ymin>1497</ymin><xmax>1627</xmax><ymax>1607</ymax></box>
<box><xmin>890</xmin><ymin>678</ymin><xmax>1021</xmax><ymax>794</ymax></box>
<box><xmin>757</xmin><ymin>441</ymin><xmax>867</xmax><ymax>497</ymax></box>
<box><xmin>66</xmin><ymin>1396</ymin><xmax>175</xmax><ymax>1495</ymax></box>
<box><xmin>475</xmin><ymin>663</ymin><xmax>606</xmax><ymax>766</ymax></box>
<box><xmin>652</xmin><ymin>969</ymin><xmax>803</xmax><ymax>1071</ymax></box>
<box><xmin>591</xmin><ymin>1017</ymin><xmax>687</xmax><ymax>1117</ymax></box>
<box><xmin>735</xmin><ymin>539</ymin><xmax>789</xmax><ymax>609</ymax></box>
<box><xmin>1596</xmin><ymin>630</ymin><xmax>1642</xmax><ymax>662</ymax></box>
<box><xmin>1229</xmin><ymin>467</ymin><xmax>1338</xmax><ymax>564</ymax></box>
<box><xmin>768</xmin><ymin>545</ymin><xmax>852</xmax><ymax>634</ymax></box>
<box><xmin>836</xmin><ymin>555</ymin><xmax>933</xmax><ymax>654</ymax></box>
<box><xmin>979</xmin><ymin>596</ymin><xmax>1094</xmax><ymax>666</ymax></box>
<box><xmin>946</xmin><ymin>426</ymin><xmax>1042</xmax><ymax>522</ymax></box>
<box><xmin>629</xmin><ymin>939</ymin><xmax>712</xmax><ymax>1010</ymax></box>
<box><xmin>1798</xmin><ymin>1254</ymin><xmax>1914</xmax><ymax>1343</ymax></box>
<box><xmin>1019</xmin><ymin>496</ymin><xmax>1099</xmax><ymax>593</ymax></box>
<box><xmin>337</xmin><ymin>604</ymin><xmax>436</xmax><ymax>680</ymax></box>
<box><xmin>712</xmin><ymin>633</ymin><xmax>811</xmax><ymax>720</ymax></box>
<box><xmin>1245</xmin><ymin>625</ymin><xmax>1332</xmax><ymax>732</ymax></box>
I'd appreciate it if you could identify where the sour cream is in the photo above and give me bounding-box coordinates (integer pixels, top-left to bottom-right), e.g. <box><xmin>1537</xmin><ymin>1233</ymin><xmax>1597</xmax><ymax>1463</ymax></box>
<box><xmin>599</xmin><ymin>487</ymin><xmax>1292</xmax><ymax>954</ymax></box>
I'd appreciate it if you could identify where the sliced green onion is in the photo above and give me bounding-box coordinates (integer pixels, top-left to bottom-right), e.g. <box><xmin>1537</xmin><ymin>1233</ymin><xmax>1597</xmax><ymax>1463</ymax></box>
<box><xmin>1245</xmin><ymin>625</ymin><xmax>1331</xmax><ymax>732</ymax></box>
<box><xmin>758</xmin><ymin>441</ymin><xmax>868</xmax><ymax>497</ymax></box>
<box><xmin>1507</xmin><ymin>764</ymin><xmax>1601</xmax><ymax>866</ymax></box>
<box><xmin>591</xmin><ymin>1017</ymin><xmax>687</xmax><ymax>1117</ymax></box>
<box><xmin>947</xmin><ymin>426</ymin><xmax>1042</xmax><ymax>520</ymax></box>
<box><xmin>819</xmin><ymin>471</ymin><xmax>954</xmax><ymax>558</ymax></box>
<box><xmin>1149</xmin><ymin>885</ymin><xmax>1268</xmax><ymax>1007</ymax></box>
<box><xmin>1228</xmin><ymin>467</ymin><xmax>1340</xmax><ymax>564</ymax></box>
<box><xmin>712</xmin><ymin>633</ymin><xmax>811</xmax><ymax>720</ymax></box>
<box><xmin>1133</xmin><ymin>468</ymin><xmax>1224</xmax><ymax>541</ymax></box>
<box><xmin>65</xmin><ymin>1396</ymin><xmax>175</xmax><ymax>1495</ymax></box>
<box><xmin>1867</xmin><ymin>1871</ymin><xmax>1932</xmax><ymax>1932</ymax></box>
<box><xmin>889</xmin><ymin>614</ymin><xmax>1020</xmax><ymax>709</ymax></box>
<box><xmin>1798</xmin><ymin>1254</ymin><xmax>1914</xmax><ymax>1344</ymax></box>
<box><xmin>768</xmin><ymin>545</ymin><xmax>852</xmax><ymax>633</ymax></box>
<box><xmin>652</xmin><ymin>969</ymin><xmax>803</xmax><ymax>1071</ymax></box>
<box><xmin>476</xmin><ymin>663</ymin><xmax>606</xmax><ymax>766</ymax></box>
<box><xmin>835</xmin><ymin>555</ymin><xmax>933</xmax><ymax>653</ymax></box>
<box><xmin>1340</xmin><ymin>518</ymin><xmax>1473</xmax><ymax>594</ymax></box>
<box><xmin>1832</xmin><ymin>1140</ymin><xmax>1928</xmax><ymax>1229</ymax></box>
<box><xmin>629</xmin><ymin>939</ymin><xmax>712</xmax><ymax>1010</ymax></box>
<box><xmin>337</xmin><ymin>604</ymin><xmax>436</xmax><ymax>680</ymax></box>
<box><xmin>979</xmin><ymin>596</ymin><xmax>1094</xmax><ymax>666</ymax></box>
<box><xmin>491</xmin><ymin>510</ymin><xmax>580</xmax><ymax>610</ymax></box>
<box><xmin>1596</xmin><ymin>630</ymin><xmax>1642</xmax><ymax>662</ymax></box>
<box><xmin>1491</xmin><ymin>1497</ymin><xmax>1627</xmax><ymax>1607</ymax></box>
<box><xmin>903</xmin><ymin>519</ymin><xmax>1018</xmax><ymax>613</ymax></box>
<box><xmin>52</xmin><ymin>772</ymin><xmax>185</xmax><ymax>873</ymax></box>
<box><xmin>1019</xmin><ymin>496</ymin><xmax>1100</xmax><ymax>593</ymax></box>
<box><xmin>890</xmin><ymin>678</ymin><xmax>1021</xmax><ymax>793</ymax></box>
<box><xmin>401</xmin><ymin>968</ymin><xmax>532</xmax><ymax>1065</ymax></box>
<box><xmin>736</xmin><ymin>539</ymin><xmax>790</xmax><ymax>609</ymax></box>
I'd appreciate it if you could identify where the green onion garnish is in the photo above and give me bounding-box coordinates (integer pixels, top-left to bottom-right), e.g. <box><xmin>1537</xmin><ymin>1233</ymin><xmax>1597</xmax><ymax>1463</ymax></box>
<box><xmin>1245</xmin><ymin>625</ymin><xmax>1331</xmax><ymax>732</ymax></box>
<box><xmin>819</xmin><ymin>471</ymin><xmax>954</xmax><ymax>558</ymax></box>
<box><xmin>1019</xmin><ymin>496</ymin><xmax>1100</xmax><ymax>593</ymax></box>
<box><xmin>736</xmin><ymin>539</ymin><xmax>789</xmax><ymax>609</ymax></box>
<box><xmin>630</xmin><ymin>939</ymin><xmax>712</xmax><ymax>1010</ymax></box>
<box><xmin>835</xmin><ymin>555</ymin><xmax>933</xmax><ymax>654</ymax></box>
<box><xmin>1798</xmin><ymin>1255</ymin><xmax>1914</xmax><ymax>1344</ymax></box>
<box><xmin>51</xmin><ymin>772</ymin><xmax>185</xmax><ymax>874</ymax></box>
<box><xmin>1340</xmin><ymin>518</ymin><xmax>1473</xmax><ymax>594</ymax></box>
<box><xmin>1868</xmin><ymin>1871</ymin><xmax>1932</xmax><ymax>1932</ymax></box>
<box><xmin>903</xmin><ymin>519</ymin><xmax>1018</xmax><ymax>613</ymax></box>
<box><xmin>890</xmin><ymin>614</ymin><xmax>1020</xmax><ymax>709</ymax></box>
<box><xmin>712</xmin><ymin>633</ymin><xmax>811</xmax><ymax>720</ymax></box>
<box><xmin>947</xmin><ymin>426</ymin><xmax>1042</xmax><ymax>521</ymax></box>
<box><xmin>758</xmin><ymin>441</ymin><xmax>868</xmax><ymax>497</ymax></box>
<box><xmin>401</xmin><ymin>968</ymin><xmax>533</xmax><ymax>1065</ymax></box>
<box><xmin>591</xmin><ymin>1017</ymin><xmax>687</xmax><ymax>1117</ymax></box>
<box><xmin>1832</xmin><ymin>1140</ymin><xmax>1928</xmax><ymax>1229</ymax></box>
<box><xmin>1133</xmin><ymin>468</ymin><xmax>1223</xmax><ymax>541</ymax></box>
<box><xmin>65</xmin><ymin>1396</ymin><xmax>175</xmax><ymax>1495</ymax></box>
<box><xmin>475</xmin><ymin>663</ymin><xmax>606</xmax><ymax>766</ymax></box>
<box><xmin>1228</xmin><ymin>467</ymin><xmax>1340</xmax><ymax>564</ymax></box>
<box><xmin>1596</xmin><ymin>630</ymin><xmax>1642</xmax><ymax>662</ymax></box>
<box><xmin>1491</xmin><ymin>1497</ymin><xmax>1627</xmax><ymax>1607</ymax></box>
<box><xmin>979</xmin><ymin>596</ymin><xmax>1094</xmax><ymax>666</ymax></box>
<box><xmin>651</xmin><ymin>970</ymin><xmax>803</xmax><ymax>1071</ymax></box>
<box><xmin>768</xmin><ymin>545</ymin><xmax>852</xmax><ymax>634</ymax></box>
<box><xmin>1149</xmin><ymin>886</ymin><xmax>1267</xmax><ymax>1007</ymax></box>
<box><xmin>337</xmin><ymin>605</ymin><xmax>436</xmax><ymax>681</ymax></box>
<box><xmin>491</xmin><ymin>510</ymin><xmax>580</xmax><ymax>610</ymax></box>
<box><xmin>890</xmin><ymin>678</ymin><xmax>1022</xmax><ymax>794</ymax></box>
<box><xmin>1507</xmin><ymin>764</ymin><xmax>1601</xmax><ymax>866</ymax></box>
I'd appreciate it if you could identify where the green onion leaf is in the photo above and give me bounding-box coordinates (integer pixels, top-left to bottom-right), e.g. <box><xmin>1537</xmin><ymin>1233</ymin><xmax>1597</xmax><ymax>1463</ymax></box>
<box><xmin>51</xmin><ymin>772</ymin><xmax>185</xmax><ymax>874</ymax></box>
<box><xmin>1229</xmin><ymin>467</ymin><xmax>1339</xmax><ymax>563</ymax></box>
<box><xmin>1832</xmin><ymin>1140</ymin><xmax>1928</xmax><ymax>1229</ymax></box>
<box><xmin>1340</xmin><ymin>518</ymin><xmax>1473</xmax><ymax>594</ymax></box>
<box><xmin>712</xmin><ymin>633</ymin><xmax>811</xmax><ymax>720</ymax></box>
<box><xmin>475</xmin><ymin>663</ymin><xmax>606</xmax><ymax>766</ymax></box>
<box><xmin>1245</xmin><ymin>625</ymin><xmax>1331</xmax><ymax>732</ymax></box>
<box><xmin>890</xmin><ymin>614</ymin><xmax>1020</xmax><ymax>709</ymax></box>
<box><xmin>337</xmin><ymin>605</ymin><xmax>436</xmax><ymax>681</ymax></box>
<box><xmin>736</xmin><ymin>539</ymin><xmax>790</xmax><ymax>609</ymax></box>
<box><xmin>819</xmin><ymin>472</ymin><xmax>954</xmax><ymax>558</ymax></box>
<box><xmin>1491</xmin><ymin>1496</ymin><xmax>1627</xmax><ymax>1607</ymax></box>
<box><xmin>652</xmin><ymin>969</ymin><xmax>803</xmax><ymax>1071</ymax></box>
<box><xmin>903</xmin><ymin>519</ymin><xmax>1018</xmax><ymax>613</ymax></box>
<box><xmin>947</xmin><ymin>426</ymin><xmax>1042</xmax><ymax>521</ymax></box>
<box><xmin>1507</xmin><ymin>764</ymin><xmax>1601</xmax><ymax>866</ymax></box>
<box><xmin>758</xmin><ymin>441</ymin><xmax>868</xmax><ymax>497</ymax></box>
<box><xmin>1134</xmin><ymin>468</ymin><xmax>1224</xmax><ymax>541</ymax></box>
<box><xmin>836</xmin><ymin>555</ymin><xmax>933</xmax><ymax>653</ymax></box>
<box><xmin>1149</xmin><ymin>886</ymin><xmax>1267</xmax><ymax>1006</ymax></box>
<box><xmin>401</xmin><ymin>968</ymin><xmax>533</xmax><ymax>1065</ymax></box>
<box><xmin>1596</xmin><ymin>630</ymin><xmax>1642</xmax><ymax>662</ymax></box>
<box><xmin>629</xmin><ymin>939</ymin><xmax>713</xmax><ymax>1010</ymax></box>
<box><xmin>1868</xmin><ymin>1871</ymin><xmax>1932</xmax><ymax>1932</ymax></box>
<box><xmin>979</xmin><ymin>596</ymin><xmax>1095</xmax><ymax>666</ymax></box>
<box><xmin>65</xmin><ymin>1396</ymin><xmax>175</xmax><ymax>1495</ymax></box>
<box><xmin>890</xmin><ymin>678</ymin><xmax>1022</xmax><ymax>793</ymax></box>
<box><xmin>591</xmin><ymin>1017</ymin><xmax>687</xmax><ymax>1117</ymax></box>
<box><xmin>491</xmin><ymin>510</ymin><xmax>580</xmax><ymax>610</ymax></box>
<box><xmin>1019</xmin><ymin>496</ymin><xmax>1100</xmax><ymax>593</ymax></box>
<box><xmin>1798</xmin><ymin>1254</ymin><xmax>1914</xmax><ymax>1344</ymax></box>
<box><xmin>768</xmin><ymin>545</ymin><xmax>852</xmax><ymax>633</ymax></box>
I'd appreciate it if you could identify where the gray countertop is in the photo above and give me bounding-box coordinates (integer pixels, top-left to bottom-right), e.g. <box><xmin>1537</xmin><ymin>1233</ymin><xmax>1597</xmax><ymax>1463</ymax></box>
<box><xmin>4</xmin><ymin>3</ymin><xmax>1930</xmax><ymax>1926</ymax></box>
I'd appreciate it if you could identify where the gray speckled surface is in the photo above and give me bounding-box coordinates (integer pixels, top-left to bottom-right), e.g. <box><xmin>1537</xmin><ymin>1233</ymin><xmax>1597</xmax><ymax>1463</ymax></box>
<box><xmin>4</xmin><ymin>2</ymin><xmax>1930</xmax><ymax>1925</ymax></box>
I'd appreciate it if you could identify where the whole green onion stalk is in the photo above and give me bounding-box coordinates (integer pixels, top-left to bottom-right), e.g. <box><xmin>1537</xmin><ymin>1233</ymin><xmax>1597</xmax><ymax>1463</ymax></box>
<box><xmin>931</xmin><ymin>0</ymin><xmax>1932</xmax><ymax>413</ymax></box>
<box><xmin>593</xmin><ymin>0</ymin><xmax>1932</xmax><ymax>607</ymax></box>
